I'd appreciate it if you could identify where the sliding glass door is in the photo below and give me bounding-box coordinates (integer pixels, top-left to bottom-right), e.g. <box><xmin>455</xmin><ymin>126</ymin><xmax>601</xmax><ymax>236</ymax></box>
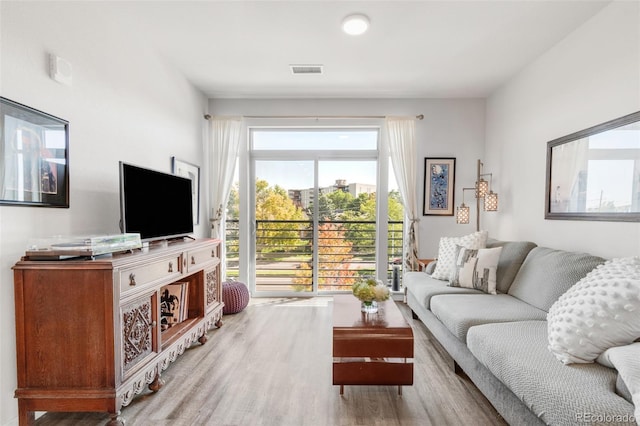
<box><xmin>241</xmin><ymin>127</ymin><xmax>402</xmax><ymax>297</ymax></box>
<box><xmin>253</xmin><ymin>159</ymin><xmax>314</xmax><ymax>294</ymax></box>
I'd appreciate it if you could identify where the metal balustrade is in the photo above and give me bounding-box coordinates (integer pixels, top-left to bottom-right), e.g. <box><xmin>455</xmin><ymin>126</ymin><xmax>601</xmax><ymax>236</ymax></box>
<box><xmin>224</xmin><ymin>219</ymin><xmax>403</xmax><ymax>292</ymax></box>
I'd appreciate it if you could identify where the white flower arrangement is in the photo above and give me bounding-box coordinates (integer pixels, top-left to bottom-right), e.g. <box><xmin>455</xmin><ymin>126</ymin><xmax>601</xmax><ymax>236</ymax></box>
<box><xmin>352</xmin><ymin>278</ymin><xmax>390</xmax><ymax>303</ymax></box>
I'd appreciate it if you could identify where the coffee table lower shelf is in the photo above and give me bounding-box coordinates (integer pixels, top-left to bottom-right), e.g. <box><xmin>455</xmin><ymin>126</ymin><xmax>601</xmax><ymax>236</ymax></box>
<box><xmin>333</xmin><ymin>357</ymin><xmax>413</xmax><ymax>395</ymax></box>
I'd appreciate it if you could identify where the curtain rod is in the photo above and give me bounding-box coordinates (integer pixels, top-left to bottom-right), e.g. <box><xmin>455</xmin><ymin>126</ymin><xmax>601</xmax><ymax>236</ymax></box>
<box><xmin>203</xmin><ymin>114</ymin><xmax>424</xmax><ymax>121</ymax></box>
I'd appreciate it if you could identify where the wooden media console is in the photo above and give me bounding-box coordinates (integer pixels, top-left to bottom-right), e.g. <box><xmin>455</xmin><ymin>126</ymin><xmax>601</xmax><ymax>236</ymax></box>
<box><xmin>12</xmin><ymin>238</ymin><xmax>223</xmax><ymax>425</ymax></box>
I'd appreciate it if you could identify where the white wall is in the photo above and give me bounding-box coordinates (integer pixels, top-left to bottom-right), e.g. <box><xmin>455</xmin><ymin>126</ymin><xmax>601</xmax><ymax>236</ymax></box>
<box><xmin>485</xmin><ymin>0</ymin><xmax>640</xmax><ymax>259</ymax></box>
<box><xmin>0</xmin><ymin>3</ymin><xmax>207</xmax><ymax>424</ymax></box>
<box><xmin>209</xmin><ymin>98</ymin><xmax>485</xmax><ymax>258</ymax></box>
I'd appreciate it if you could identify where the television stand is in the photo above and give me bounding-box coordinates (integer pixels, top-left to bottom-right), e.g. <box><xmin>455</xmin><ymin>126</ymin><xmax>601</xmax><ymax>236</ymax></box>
<box><xmin>12</xmin><ymin>238</ymin><xmax>224</xmax><ymax>425</ymax></box>
<box><xmin>143</xmin><ymin>235</ymin><xmax>197</xmax><ymax>249</ymax></box>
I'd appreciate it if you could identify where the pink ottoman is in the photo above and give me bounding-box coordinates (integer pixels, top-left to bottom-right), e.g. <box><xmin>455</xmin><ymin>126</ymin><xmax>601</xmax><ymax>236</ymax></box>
<box><xmin>222</xmin><ymin>280</ymin><xmax>250</xmax><ymax>314</ymax></box>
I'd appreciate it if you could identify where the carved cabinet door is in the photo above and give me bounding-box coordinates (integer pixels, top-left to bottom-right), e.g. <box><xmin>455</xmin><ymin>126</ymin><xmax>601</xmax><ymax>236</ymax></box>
<box><xmin>120</xmin><ymin>292</ymin><xmax>158</xmax><ymax>379</ymax></box>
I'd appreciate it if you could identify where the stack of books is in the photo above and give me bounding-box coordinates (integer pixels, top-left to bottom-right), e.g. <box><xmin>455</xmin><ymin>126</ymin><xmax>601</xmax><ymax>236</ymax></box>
<box><xmin>160</xmin><ymin>282</ymin><xmax>189</xmax><ymax>331</ymax></box>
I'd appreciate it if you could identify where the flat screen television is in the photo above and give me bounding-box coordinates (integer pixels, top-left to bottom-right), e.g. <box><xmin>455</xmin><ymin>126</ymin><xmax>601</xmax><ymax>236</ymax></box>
<box><xmin>119</xmin><ymin>162</ymin><xmax>194</xmax><ymax>242</ymax></box>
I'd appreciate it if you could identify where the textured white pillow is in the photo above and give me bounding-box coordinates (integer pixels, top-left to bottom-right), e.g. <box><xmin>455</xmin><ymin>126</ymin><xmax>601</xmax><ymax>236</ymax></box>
<box><xmin>449</xmin><ymin>245</ymin><xmax>502</xmax><ymax>294</ymax></box>
<box><xmin>431</xmin><ymin>231</ymin><xmax>488</xmax><ymax>281</ymax></box>
<box><xmin>547</xmin><ymin>257</ymin><xmax>640</xmax><ymax>364</ymax></box>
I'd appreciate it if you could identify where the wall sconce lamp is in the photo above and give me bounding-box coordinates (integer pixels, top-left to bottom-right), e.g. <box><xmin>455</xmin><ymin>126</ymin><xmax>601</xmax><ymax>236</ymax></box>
<box><xmin>456</xmin><ymin>159</ymin><xmax>499</xmax><ymax>231</ymax></box>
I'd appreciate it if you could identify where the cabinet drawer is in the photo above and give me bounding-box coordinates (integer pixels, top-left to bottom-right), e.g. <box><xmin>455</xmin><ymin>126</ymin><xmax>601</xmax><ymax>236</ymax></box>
<box><xmin>120</xmin><ymin>255</ymin><xmax>183</xmax><ymax>295</ymax></box>
<box><xmin>186</xmin><ymin>245</ymin><xmax>218</xmax><ymax>272</ymax></box>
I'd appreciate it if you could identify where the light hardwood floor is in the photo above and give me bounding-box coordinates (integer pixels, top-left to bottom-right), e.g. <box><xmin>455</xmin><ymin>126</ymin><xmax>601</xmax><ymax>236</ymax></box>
<box><xmin>36</xmin><ymin>297</ymin><xmax>507</xmax><ymax>426</ymax></box>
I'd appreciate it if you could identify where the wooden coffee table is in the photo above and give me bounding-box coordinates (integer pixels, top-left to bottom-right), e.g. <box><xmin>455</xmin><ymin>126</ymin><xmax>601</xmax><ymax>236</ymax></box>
<box><xmin>332</xmin><ymin>294</ymin><xmax>414</xmax><ymax>395</ymax></box>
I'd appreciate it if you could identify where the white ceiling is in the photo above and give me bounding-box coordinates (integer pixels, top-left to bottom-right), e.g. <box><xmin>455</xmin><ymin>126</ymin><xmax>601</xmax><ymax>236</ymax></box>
<box><xmin>112</xmin><ymin>1</ymin><xmax>611</xmax><ymax>99</ymax></box>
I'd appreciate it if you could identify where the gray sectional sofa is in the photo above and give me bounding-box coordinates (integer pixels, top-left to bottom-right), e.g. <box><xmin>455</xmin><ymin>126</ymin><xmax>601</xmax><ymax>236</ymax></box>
<box><xmin>405</xmin><ymin>239</ymin><xmax>637</xmax><ymax>425</ymax></box>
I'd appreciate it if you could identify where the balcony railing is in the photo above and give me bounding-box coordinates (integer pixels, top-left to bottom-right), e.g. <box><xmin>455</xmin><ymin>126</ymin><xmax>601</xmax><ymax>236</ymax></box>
<box><xmin>225</xmin><ymin>219</ymin><xmax>403</xmax><ymax>292</ymax></box>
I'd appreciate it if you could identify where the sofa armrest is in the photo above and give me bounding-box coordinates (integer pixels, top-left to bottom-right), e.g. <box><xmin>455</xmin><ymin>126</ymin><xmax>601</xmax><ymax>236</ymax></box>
<box><xmin>417</xmin><ymin>258</ymin><xmax>436</xmax><ymax>273</ymax></box>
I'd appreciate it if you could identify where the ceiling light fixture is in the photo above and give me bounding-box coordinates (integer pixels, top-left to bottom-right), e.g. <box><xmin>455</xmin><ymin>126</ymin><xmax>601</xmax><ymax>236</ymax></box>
<box><xmin>342</xmin><ymin>14</ymin><xmax>369</xmax><ymax>36</ymax></box>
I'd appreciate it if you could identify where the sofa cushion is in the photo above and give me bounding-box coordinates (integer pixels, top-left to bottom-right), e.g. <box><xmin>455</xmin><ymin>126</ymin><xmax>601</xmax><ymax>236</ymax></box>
<box><xmin>547</xmin><ymin>257</ymin><xmax>640</xmax><ymax>364</ymax></box>
<box><xmin>467</xmin><ymin>321</ymin><xmax>635</xmax><ymax>425</ymax></box>
<box><xmin>429</xmin><ymin>294</ymin><xmax>547</xmax><ymax>343</ymax></box>
<box><xmin>403</xmin><ymin>271</ymin><xmax>481</xmax><ymax>310</ymax></box>
<box><xmin>507</xmin><ymin>247</ymin><xmax>605</xmax><ymax>312</ymax></box>
<box><xmin>431</xmin><ymin>230</ymin><xmax>488</xmax><ymax>281</ymax></box>
<box><xmin>485</xmin><ymin>240</ymin><xmax>537</xmax><ymax>293</ymax></box>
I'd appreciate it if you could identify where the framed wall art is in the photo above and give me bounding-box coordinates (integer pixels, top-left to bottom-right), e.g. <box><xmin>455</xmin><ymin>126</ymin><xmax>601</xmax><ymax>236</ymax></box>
<box><xmin>423</xmin><ymin>157</ymin><xmax>455</xmax><ymax>216</ymax></box>
<box><xmin>545</xmin><ymin>111</ymin><xmax>640</xmax><ymax>222</ymax></box>
<box><xmin>0</xmin><ymin>97</ymin><xmax>69</xmax><ymax>207</ymax></box>
<box><xmin>172</xmin><ymin>157</ymin><xmax>200</xmax><ymax>225</ymax></box>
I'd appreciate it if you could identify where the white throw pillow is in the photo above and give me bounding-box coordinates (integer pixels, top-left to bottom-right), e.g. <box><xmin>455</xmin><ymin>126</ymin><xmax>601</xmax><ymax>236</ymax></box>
<box><xmin>431</xmin><ymin>230</ymin><xmax>488</xmax><ymax>281</ymax></box>
<box><xmin>596</xmin><ymin>343</ymin><xmax>640</xmax><ymax>421</ymax></box>
<box><xmin>547</xmin><ymin>257</ymin><xmax>640</xmax><ymax>364</ymax></box>
<box><xmin>449</xmin><ymin>245</ymin><xmax>502</xmax><ymax>294</ymax></box>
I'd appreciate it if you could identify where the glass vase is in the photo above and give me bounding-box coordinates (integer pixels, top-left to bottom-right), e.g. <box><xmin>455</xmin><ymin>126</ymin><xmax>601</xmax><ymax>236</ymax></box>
<box><xmin>361</xmin><ymin>300</ymin><xmax>378</xmax><ymax>314</ymax></box>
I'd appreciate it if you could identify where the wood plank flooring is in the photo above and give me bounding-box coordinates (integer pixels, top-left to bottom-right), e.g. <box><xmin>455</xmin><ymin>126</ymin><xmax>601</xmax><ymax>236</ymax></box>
<box><xmin>35</xmin><ymin>298</ymin><xmax>507</xmax><ymax>426</ymax></box>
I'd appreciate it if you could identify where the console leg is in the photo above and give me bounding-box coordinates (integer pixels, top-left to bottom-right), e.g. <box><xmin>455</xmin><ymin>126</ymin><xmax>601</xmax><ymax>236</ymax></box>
<box><xmin>149</xmin><ymin>372</ymin><xmax>164</xmax><ymax>392</ymax></box>
<box><xmin>18</xmin><ymin>401</ymin><xmax>35</xmax><ymax>426</ymax></box>
<box><xmin>340</xmin><ymin>385</ymin><xmax>344</xmax><ymax>395</ymax></box>
<box><xmin>215</xmin><ymin>319</ymin><xmax>223</xmax><ymax>328</ymax></box>
<box><xmin>398</xmin><ymin>385</ymin><xmax>402</xmax><ymax>396</ymax></box>
<box><xmin>106</xmin><ymin>411</ymin><xmax>125</xmax><ymax>426</ymax></box>
<box><xmin>198</xmin><ymin>333</ymin><xmax>208</xmax><ymax>345</ymax></box>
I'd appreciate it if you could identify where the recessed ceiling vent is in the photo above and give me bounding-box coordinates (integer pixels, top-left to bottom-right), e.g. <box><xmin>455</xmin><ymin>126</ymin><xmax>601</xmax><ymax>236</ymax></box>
<box><xmin>290</xmin><ymin>64</ymin><xmax>323</xmax><ymax>75</ymax></box>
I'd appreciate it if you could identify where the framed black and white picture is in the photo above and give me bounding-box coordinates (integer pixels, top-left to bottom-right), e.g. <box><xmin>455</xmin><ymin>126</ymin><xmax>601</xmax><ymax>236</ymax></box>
<box><xmin>0</xmin><ymin>97</ymin><xmax>69</xmax><ymax>207</ymax></box>
<box><xmin>172</xmin><ymin>157</ymin><xmax>200</xmax><ymax>225</ymax></box>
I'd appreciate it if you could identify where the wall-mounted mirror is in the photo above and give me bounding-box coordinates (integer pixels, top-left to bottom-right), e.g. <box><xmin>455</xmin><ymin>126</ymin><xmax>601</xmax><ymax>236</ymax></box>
<box><xmin>545</xmin><ymin>111</ymin><xmax>640</xmax><ymax>222</ymax></box>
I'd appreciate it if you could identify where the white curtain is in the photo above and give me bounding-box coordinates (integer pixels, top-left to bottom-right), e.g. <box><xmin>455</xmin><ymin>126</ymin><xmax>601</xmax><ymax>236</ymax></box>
<box><xmin>206</xmin><ymin>116</ymin><xmax>242</xmax><ymax>239</ymax></box>
<box><xmin>386</xmin><ymin>117</ymin><xmax>420</xmax><ymax>272</ymax></box>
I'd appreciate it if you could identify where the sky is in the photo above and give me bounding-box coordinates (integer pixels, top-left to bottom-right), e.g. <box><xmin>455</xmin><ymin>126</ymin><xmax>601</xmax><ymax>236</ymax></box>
<box><xmin>585</xmin><ymin>126</ymin><xmax>639</xmax><ymax>209</ymax></box>
<box><xmin>255</xmin><ymin>160</ymin><xmax>383</xmax><ymax>190</ymax></box>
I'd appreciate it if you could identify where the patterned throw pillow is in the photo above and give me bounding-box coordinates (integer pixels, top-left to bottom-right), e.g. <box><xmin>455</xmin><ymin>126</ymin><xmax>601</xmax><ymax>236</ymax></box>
<box><xmin>547</xmin><ymin>257</ymin><xmax>640</xmax><ymax>364</ymax></box>
<box><xmin>431</xmin><ymin>230</ymin><xmax>488</xmax><ymax>281</ymax></box>
<box><xmin>449</xmin><ymin>245</ymin><xmax>502</xmax><ymax>294</ymax></box>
